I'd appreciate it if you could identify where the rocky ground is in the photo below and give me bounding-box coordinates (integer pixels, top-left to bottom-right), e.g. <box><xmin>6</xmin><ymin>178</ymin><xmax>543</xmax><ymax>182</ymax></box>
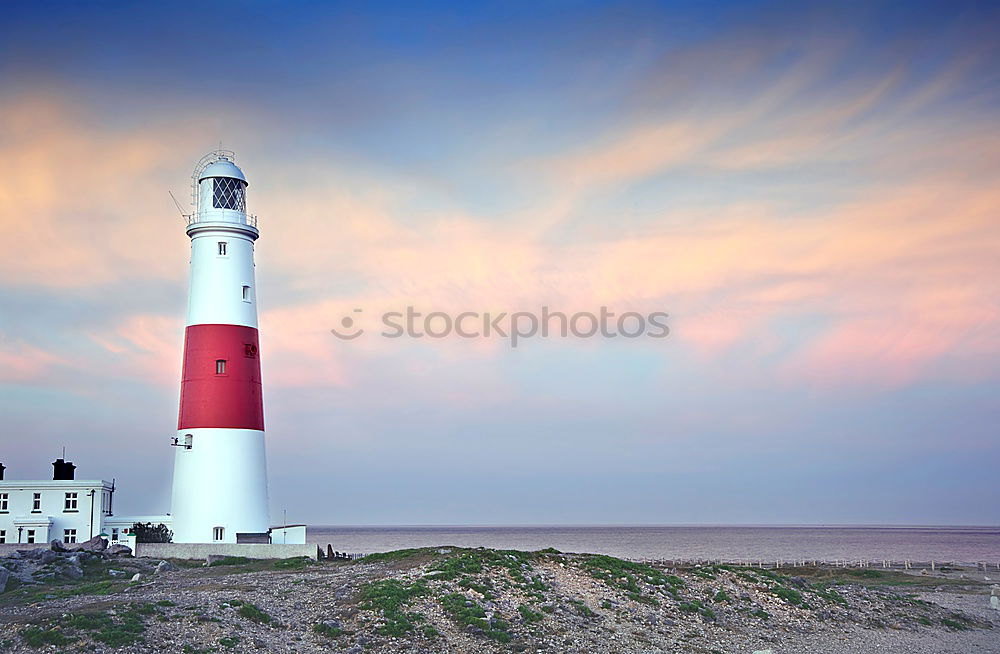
<box><xmin>0</xmin><ymin>543</ymin><xmax>997</xmax><ymax>653</ymax></box>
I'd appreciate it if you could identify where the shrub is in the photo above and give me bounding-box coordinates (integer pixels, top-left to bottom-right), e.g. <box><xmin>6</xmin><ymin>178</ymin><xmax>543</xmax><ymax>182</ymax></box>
<box><xmin>238</xmin><ymin>603</ymin><xmax>272</xmax><ymax>624</ymax></box>
<box><xmin>131</xmin><ymin>522</ymin><xmax>173</xmax><ymax>543</ymax></box>
<box><xmin>518</xmin><ymin>605</ymin><xmax>543</xmax><ymax>622</ymax></box>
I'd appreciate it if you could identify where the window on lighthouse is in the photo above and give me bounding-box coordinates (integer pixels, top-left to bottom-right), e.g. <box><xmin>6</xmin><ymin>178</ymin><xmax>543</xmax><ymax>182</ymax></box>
<box><xmin>218</xmin><ymin>241</ymin><xmax>227</xmax><ymax>256</ymax></box>
<box><xmin>242</xmin><ymin>285</ymin><xmax>251</xmax><ymax>301</ymax></box>
<box><xmin>213</xmin><ymin>526</ymin><xmax>224</xmax><ymax>541</ymax></box>
<box><xmin>212</xmin><ymin>177</ymin><xmax>246</xmax><ymax>212</ymax></box>
<box><xmin>216</xmin><ymin>359</ymin><xmax>227</xmax><ymax>375</ymax></box>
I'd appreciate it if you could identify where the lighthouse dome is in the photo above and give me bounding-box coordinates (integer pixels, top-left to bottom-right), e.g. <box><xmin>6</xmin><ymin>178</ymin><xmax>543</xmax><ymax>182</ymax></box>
<box><xmin>198</xmin><ymin>157</ymin><xmax>247</xmax><ymax>184</ymax></box>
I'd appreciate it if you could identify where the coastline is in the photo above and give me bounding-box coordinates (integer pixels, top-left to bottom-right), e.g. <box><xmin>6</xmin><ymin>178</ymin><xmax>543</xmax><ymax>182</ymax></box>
<box><xmin>2</xmin><ymin>544</ymin><xmax>996</xmax><ymax>653</ymax></box>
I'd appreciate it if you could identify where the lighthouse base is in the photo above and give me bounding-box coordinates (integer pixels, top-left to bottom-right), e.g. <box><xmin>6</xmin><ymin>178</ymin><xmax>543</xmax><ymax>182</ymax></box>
<box><xmin>170</xmin><ymin>428</ymin><xmax>269</xmax><ymax>543</ymax></box>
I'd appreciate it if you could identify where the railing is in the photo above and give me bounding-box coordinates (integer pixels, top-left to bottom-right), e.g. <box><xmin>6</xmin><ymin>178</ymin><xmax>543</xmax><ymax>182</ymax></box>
<box><xmin>185</xmin><ymin>211</ymin><xmax>258</xmax><ymax>228</ymax></box>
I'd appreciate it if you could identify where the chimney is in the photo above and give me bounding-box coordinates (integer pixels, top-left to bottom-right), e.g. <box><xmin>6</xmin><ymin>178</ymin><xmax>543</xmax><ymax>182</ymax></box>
<box><xmin>0</xmin><ymin>462</ymin><xmax>5</xmax><ymax>480</ymax></box>
<box><xmin>52</xmin><ymin>458</ymin><xmax>75</xmax><ymax>481</ymax></box>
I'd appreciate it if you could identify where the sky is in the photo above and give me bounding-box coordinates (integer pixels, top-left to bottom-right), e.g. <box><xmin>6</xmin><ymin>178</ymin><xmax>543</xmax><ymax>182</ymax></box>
<box><xmin>1</xmin><ymin>0</ymin><xmax>998</xmax><ymax>526</ymax></box>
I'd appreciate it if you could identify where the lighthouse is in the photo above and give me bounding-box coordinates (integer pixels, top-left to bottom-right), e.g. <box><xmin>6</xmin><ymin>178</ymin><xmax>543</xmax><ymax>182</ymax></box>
<box><xmin>170</xmin><ymin>151</ymin><xmax>270</xmax><ymax>544</ymax></box>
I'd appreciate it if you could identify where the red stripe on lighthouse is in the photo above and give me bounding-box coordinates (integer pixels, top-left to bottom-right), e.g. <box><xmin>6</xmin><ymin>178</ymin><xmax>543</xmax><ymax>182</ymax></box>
<box><xmin>178</xmin><ymin>324</ymin><xmax>264</xmax><ymax>430</ymax></box>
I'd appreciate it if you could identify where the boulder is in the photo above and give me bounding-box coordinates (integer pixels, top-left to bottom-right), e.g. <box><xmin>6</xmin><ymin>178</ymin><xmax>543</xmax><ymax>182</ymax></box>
<box><xmin>73</xmin><ymin>535</ymin><xmax>108</xmax><ymax>552</ymax></box>
<box><xmin>105</xmin><ymin>544</ymin><xmax>133</xmax><ymax>557</ymax></box>
<box><xmin>155</xmin><ymin>560</ymin><xmax>179</xmax><ymax>574</ymax></box>
<box><xmin>50</xmin><ymin>539</ymin><xmax>69</xmax><ymax>552</ymax></box>
<box><xmin>62</xmin><ymin>563</ymin><xmax>84</xmax><ymax>580</ymax></box>
<box><xmin>38</xmin><ymin>550</ymin><xmax>61</xmax><ymax>564</ymax></box>
<box><xmin>130</xmin><ymin>573</ymin><xmax>142</xmax><ymax>582</ymax></box>
<box><xmin>0</xmin><ymin>568</ymin><xmax>9</xmax><ymax>593</ymax></box>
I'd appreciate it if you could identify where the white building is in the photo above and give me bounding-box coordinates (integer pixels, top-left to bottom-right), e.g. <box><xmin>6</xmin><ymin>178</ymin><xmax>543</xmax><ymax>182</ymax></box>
<box><xmin>0</xmin><ymin>459</ymin><xmax>164</xmax><ymax>546</ymax></box>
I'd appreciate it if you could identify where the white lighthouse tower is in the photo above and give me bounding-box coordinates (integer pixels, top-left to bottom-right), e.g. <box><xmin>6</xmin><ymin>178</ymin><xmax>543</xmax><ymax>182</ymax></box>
<box><xmin>170</xmin><ymin>151</ymin><xmax>270</xmax><ymax>544</ymax></box>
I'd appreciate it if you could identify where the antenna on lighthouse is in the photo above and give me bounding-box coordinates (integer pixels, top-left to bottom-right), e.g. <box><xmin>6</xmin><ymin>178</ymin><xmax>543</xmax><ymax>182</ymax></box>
<box><xmin>168</xmin><ymin>191</ymin><xmax>188</xmax><ymax>217</ymax></box>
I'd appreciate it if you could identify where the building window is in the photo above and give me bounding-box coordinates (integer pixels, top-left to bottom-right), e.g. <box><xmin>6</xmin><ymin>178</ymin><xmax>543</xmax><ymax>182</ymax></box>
<box><xmin>184</xmin><ymin>433</ymin><xmax>194</xmax><ymax>449</ymax></box>
<box><xmin>112</xmin><ymin>528</ymin><xmax>119</xmax><ymax>541</ymax></box>
<box><xmin>64</xmin><ymin>492</ymin><xmax>78</xmax><ymax>511</ymax></box>
<box><xmin>26</xmin><ymin>529</ymin><xmax>35</xmax><ymax>544</ymax></box>
<box><xmin>218</xmin><ymin>241</ymin><xmax>227</xmax><ymax>256</ymax></box>
<box><xmin>0</xmin><ymin>530</ymin><xmax>5</xmax><ymax>543</ymax></box>
<box><xmin>0</xmin><ymin>493</ymin><xmax>7</xmax><ymax>511</ymax></box>
<box><xmin>63</xmin><ymin>529</ymin><xmax>77</xmax><ymax>544</ymax></box>
<box><xmin>213</xmin><ymin>526</ymin><xmax>224</xmax><ymax>541</ymax></box>
<box><xmin>242</xmin><ymin>285</ymin><xmax>251</xmax><ymax>301</ymax></box>
<box><xmin>32</xmin><ymin>493</ymin><xmax>41</xmax><ymax>511</ymax></box>
<box><xmin>216</xmin><ymin>359</ymin><xmax>227</xmax><ymax>375</ymax></box>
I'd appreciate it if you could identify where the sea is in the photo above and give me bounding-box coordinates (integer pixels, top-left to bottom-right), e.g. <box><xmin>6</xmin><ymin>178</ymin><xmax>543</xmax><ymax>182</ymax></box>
<box><xmin>306</xmin><ymin>525</ymin><xmax>1000</xmax><ymax>564</ymax></box>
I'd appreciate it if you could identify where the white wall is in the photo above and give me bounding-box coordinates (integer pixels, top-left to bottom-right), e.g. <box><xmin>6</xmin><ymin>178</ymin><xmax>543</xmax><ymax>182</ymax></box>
<box><xmin>0</xmin><ymin>480</ymin><xmax>113</xmax><ymax>545</ymax></box>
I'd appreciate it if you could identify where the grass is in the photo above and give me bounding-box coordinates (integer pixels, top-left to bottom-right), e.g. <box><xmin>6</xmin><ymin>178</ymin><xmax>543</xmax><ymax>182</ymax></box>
<box><xmin>518</xmin><ymin>604</ymin><xmax>543</xmax><ymax>622</ymax></box>
<box><xmin>358</xmin><ymin>579</ymin><xmax>430</xmax><ymax>636</ymax></box>
<box><xmin>219</xmin><ymin>636</ymin><xmax>240</xmax><ymax>647</ymax></box>
<box><xmin>238</xmin><ymin>603</ymin><xmax>273</xmax><ymax>624</ymax></box>
<box><xmin>941</xmin><ymin>614</ymin><xmax>973</xmax><ymax>631</ymax></box>
<box><xmin>208</xmin><ymin>556</ymin><xmax>253</xmax><ymax>567</ymax></box>
<box><xmin>714</xmin><ymin>590</ymin><xmax>731</xmax><ymax>603</ymax></box>
<box><xmin>440</xmin><ymin>593</ymin><xmax>511</xmax><ymax>643</ymax></box>
<box><xmin>428</xmin><ymin>548</ymin><xmax>534</xmax><ymax>586</ymax></box>
<box><xmin>39</xmin><ymin>606</ymin><xmax>152</xmax><ymax>647</ymax></box>
<box><xmin>273</xmin><ymin>556</ymin><xmax>313</xmax><ymax>570</ymax></box>
<box><xmin>579</xmin><ymin>554</ymin><xmax>680</xmax><ymax>604</ymax></box>
<box><xmin>773</xmin><ymin>586</ymin><xmax>804</xmax><ymax>606</ymax></box>
<box><xmin>3</xmin><ymin>577</ymin><xmax>128</xmax><ymax>606</ymax></box>
<box><xmin>21</xmin><ymin>627</ymin><xmax>73</xmax><ymax>648</ymax></box>
<box><xmin>313</xmin><ymin>622</ymin><xmax>343</xmax><ymax>638</ymax></box>
<box><xmin>459</xmin><ymin>577</ymin><xmax>495</xmax><ymax>599</ymax></box>
<box><xmin>362</xmin><ymin>548</ymin><xmax>438</xmax><ymax>563</ymax></box>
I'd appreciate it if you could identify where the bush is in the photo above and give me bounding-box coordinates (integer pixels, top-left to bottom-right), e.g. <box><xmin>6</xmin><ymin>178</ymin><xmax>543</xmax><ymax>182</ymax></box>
<box><xmin>131</xmin><ymin>522</ymin><xmax>173</xmax><ymax>543</ymax></box>
<box><xmin>238</xmin><ymin>603</ymin><xmax>272</xmax><ymax>624</ymax></box>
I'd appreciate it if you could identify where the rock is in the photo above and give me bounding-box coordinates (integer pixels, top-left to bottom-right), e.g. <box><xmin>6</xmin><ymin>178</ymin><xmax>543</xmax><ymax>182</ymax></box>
<box><xmin>73</xmin><ymin>535</ymin><xmax>108</xmax><ymax>552</ymax></box>
<box><xmin>206</xmin><ymin>554</ymin><xmax>229</xmax><ymax>566</ymax></box>
<box><xmin>50</xmin><ymin>539</ymin><xmax>69</xmax><ymax>552</ymax></box>
<box><xmin>130</xmin><ymin>573</ymin><xmax>142</xmax><ymax>582</ymax></box>
<box><xmin>38</xmin><ymin>550</ymin><xmax>61</xmax><ymax>564</ymax></box>
<box><xmin>0</xmin><ymin>568</ymin><xmax>9</xmax><ymax>593</ymax></box>
<box><xmin>155</xmin><ymin>560</ymin><xmax>178</xmax><ymax>573</ymax></box>
<box><xmin>105</xmin><ymin>544</ymin><xmax>133</xmax><ymax>557</ymax></box>
<box><xmin>108</xmin><ymin>569</ymin><xmax>127</xmax><ymax>577</ymax></box>
<box><xmin>4</xmin><ymin>551</ymin><xmax>22</xmax><ymax>560</ymax></box>
<box><xmin>63</xmin><ymin>563</ymin><xmax>84</xmax><ymax>580</ymax></box>
<box><xmin>991</xmin><ymin>596</ymin><xmax>999</xmax><ymax>611</ymax></box>
<box><xmin>319</xmin><ymin>619</ymin><xmax>341</xmax><ymax>629</ymax></box>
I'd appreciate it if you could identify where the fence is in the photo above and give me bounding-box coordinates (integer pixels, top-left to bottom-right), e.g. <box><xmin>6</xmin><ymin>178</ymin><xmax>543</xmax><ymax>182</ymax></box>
<box><xmin>317</xmin><ymin>544</ymin><xmax>365</xmax><ymax>560</ymax></box>
<box><xmin>644</xmin><ymin>558</ymin><xmax>1000</xmax><ymax>571</ymax></box>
